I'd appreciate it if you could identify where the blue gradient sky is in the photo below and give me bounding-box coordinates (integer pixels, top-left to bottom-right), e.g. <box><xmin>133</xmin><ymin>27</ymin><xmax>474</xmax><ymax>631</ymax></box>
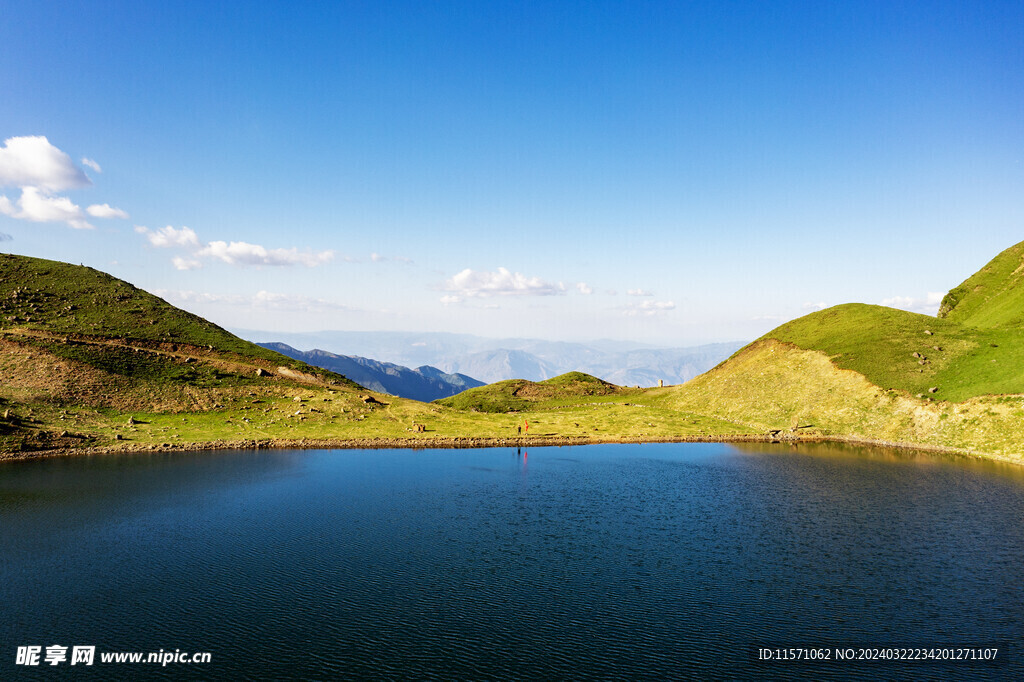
<box><xmin>1</xmin><ymin>1</ymin><xmax>1022</xmax><ymax>344</ymax></box>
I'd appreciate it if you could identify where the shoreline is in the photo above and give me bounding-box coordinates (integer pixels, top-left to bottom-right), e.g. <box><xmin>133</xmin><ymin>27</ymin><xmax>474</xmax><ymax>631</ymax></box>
<box><xmin>2</xmin><ymin>432</ymin><xmax>1015</xmax><ymax>466</ymax></box>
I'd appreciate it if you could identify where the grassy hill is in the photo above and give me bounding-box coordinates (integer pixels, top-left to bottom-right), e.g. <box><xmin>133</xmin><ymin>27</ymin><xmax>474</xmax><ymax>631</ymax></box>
<box><xmin>938</xmin><ymin>240</ymin><xmax>1024</xmax><ymax>328</ymax></box>
<box><xmin>661</xmin><ymin>240</ymin><xmax>1024</xmax><ymax>462</ymax></box>
<box><xmin>0</xmin><ymin>254</ymin><xmax>365</xmax><ymax>405</ymax></box>
<box><xmin>0</xmin><ymin>253</ymin><xmax>297</xmax><ymax>355</ymax></box>
<box><xmin>758</xmin><ymin>303</ymin><xmax>1024</xmax><ymax>402</ymax></box>
<box><xmin>436</xmin><ymin>371</ymin><xmax>623</xmax><ymax>413</ymax></box>
<box><xmin>0</xmin><ymin>254</ymin><xmax>385</xmax><ymax>453</ymax></box>
<box><xmin>435</xmin><ymin>371</ymin><xmax>751</xmax><ymax>438</ymax></box>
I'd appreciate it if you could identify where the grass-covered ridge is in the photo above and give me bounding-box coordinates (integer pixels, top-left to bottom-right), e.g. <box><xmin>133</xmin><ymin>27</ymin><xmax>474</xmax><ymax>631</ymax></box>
<box><xmin>0</xmin><ymin>253</ymin><xmax>318</xmax><ymax>366</ymax></box>
<box><xmin>760</xmin><ymin>303</ymin><xmax>1024</xmax><ymax>402</ymax></box>
<box><xmin>743</xmin><ymin>239</ymin><xmax>1024</xmax><ymax>403</ymax></box>
<box><xmin>938</xmin><ymin>240</ymin><xmax>1024</xmax><ymax>328</ymax></box>
<box><xmin>660</xmin><ymin>339</ymin><xmax>1024</xmax><ymax>460</ymax></box>
<box><xmin>435</xmin><ymin>371</ymin><xmax>622</xmax><ymax>413</ymax></box>
<box><xmin>656</xmin><ymin>239</ymin><xmax>1024</xmax><ymax>463</ymax></box>
<box><xmin>0</xmin><ymin>253</ymin><xmax>371</xmax><ymax>453</ymax></box>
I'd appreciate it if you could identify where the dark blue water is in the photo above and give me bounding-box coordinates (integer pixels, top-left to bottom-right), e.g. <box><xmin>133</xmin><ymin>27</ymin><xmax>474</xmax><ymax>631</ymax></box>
<box><xmin>2</xmin><ymin>442</ymin><xmax>1022</xmax><ymax>679</ymax></box>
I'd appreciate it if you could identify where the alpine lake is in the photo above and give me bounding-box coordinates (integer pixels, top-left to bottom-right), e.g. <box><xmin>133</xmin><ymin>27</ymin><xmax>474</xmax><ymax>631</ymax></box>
<box><xmin>2</xmin><ymin>442</ymin><xmax>1022</xmax><ymax>680</ymax></box>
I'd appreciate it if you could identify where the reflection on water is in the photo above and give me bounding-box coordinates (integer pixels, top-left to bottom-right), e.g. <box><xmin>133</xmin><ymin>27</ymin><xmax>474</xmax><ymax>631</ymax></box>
<box><xmin>1</xmin><ymin>443</ymin><xmax>1022</xmax><ymax>679</ymax></box>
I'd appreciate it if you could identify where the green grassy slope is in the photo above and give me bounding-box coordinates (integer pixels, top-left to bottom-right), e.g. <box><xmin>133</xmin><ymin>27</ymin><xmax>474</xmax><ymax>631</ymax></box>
<box><xmin>746</xmin><ymin>239</ymin><xmax>1024</xmax><ymax>403</ymax></box>
<box><xmin>0</xmin><ymin>253</ymin><xmax>374</xmax><ymax>453</ymax></box>
<box><xmin>659</xmin><ymin>339</ymin><xmax>1024</xmax><ymax>462</ymax></box>
<box><xmin>761</xmin><ymin>303</ymin><xmax>1024</xmax><ymax>402</ymax></box>
<box><xmin>0</xmin><ymin>253</ymin><xmax>371</xmax><ymax>396</ymax></box>
<box><xmin>435</xmin><ymin>371</ymin><xmax>623</xmax><ymax>412</ymax></box>
<box><xmin>661</xmin><ymin>239</ymin><xmax>1024</xmax><ymax>461</ymax></box>
<box><xmin>938</xmin><ymin>240</ymin><xmax>1024</xmax><ymax>327</ymax></box>
<box><xmin>0</xmin><ymin>253</ymin><xmax>325</xmax><ymax>367</ymax></box>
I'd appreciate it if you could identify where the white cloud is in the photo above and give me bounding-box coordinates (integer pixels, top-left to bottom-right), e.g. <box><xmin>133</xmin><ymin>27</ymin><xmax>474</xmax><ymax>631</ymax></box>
<box><xmin>0</xmin><ymin>137</ymin><xmax>128</xmax><ymax>231</ymax></box>
<box><xmin>623</xmin><ymin>300</ymin><xmax>676</xmax><ymax>317</ymax></box>
<box><xmin>627</xmin><ymin>288</ymin><xmax>653</xmax><ymax>296</ymax></box>
<box><xmin>801</xmin><ymin>301</ymin><xmax>828</xmax><ymax>311</ymax></box>
<box><xmin>0</xmin><ymin>187</ymin><xmax>92</xmax><ymax>229</ymax></box>
<box><xmin>444</xmin><ymin>267</ymin><xmax>565</xmax><ymax>298</ymax></box>
<box><xmin>137</xmin><ymin>225</ymin><xmax>201</xmax><ymax>248</ymax></box>
<box><xmin>367</xmin><ymin>252</ymin><xmax>413</xmax><ymax>265</ymax></box>
<box><xmin>576</xmin><ymin>282</ymin><xmax>593</xmax><ymax>295</ymax></box>
<box><xmin>158</xmin><ymin>289</ymin><xmax>357</xmax><ymax>313</ymax></box>
<box><xmin>197</xmin><ymin>240</ymin><xmax>335</xmax><ymax>267</ymax></box>
<box><xmin>82</xmin><ymin>158</ymin><xmax>102</xmax><ymax>173</ymax></box>
<box><xmin>881</xmin><ymin>292</ymin><xmax>944</xmax><ymax>316</ymax></box>
<box><xmin>86</xmin><ymin>203</ymin><xmax>129</xmax><ymax>219</ymax></box>
<box><xmin>172</xmin><ymin>257</ymin><xmax>202</xmax><ymax>271</ymax></box>
<box><xmin>136</xmin><ymin>225</ymin><xmax>332</xmax><ymax>268</ymax></box>
<box><xmin>0</xmin><ymin>136</ymin><xmax>91</xmax><ymax>192</ymax></box>
<box><xmin>440</xmin><ymin>295</ymin><xmax>462</xmax><ymax>305</ymax></box>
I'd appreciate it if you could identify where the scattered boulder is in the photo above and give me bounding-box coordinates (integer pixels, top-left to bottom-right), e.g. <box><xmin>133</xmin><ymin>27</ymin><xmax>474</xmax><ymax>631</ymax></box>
<box><xmin>126</xmin><ymin>416</ymin><xmax>137</xmax><ymax>425</ymax></box>
<box><xmin>928</xmin><ymin>387</ymin><xmax>939</xmax><ymax>393</ymax></box>
<box><xmin>924</xmin><ymin>330</ymin><xmax>933</xmax><ymax>335</ymax></box>
<box><xmin>255</xmin><ymin>368</ymin><xmax>269</xmax><ymax>377</ymax></box>
<box><xmin>932</xmin><ymin>346</ymin><xmax>942</xmax><ymax>351</ymax></box>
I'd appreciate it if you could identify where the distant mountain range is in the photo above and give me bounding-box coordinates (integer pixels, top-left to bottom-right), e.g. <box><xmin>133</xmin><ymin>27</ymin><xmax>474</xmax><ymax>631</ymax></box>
<box><xmin>259</xmin><ymin>342</ymin><xmax>485</xmax><ymax>401</ymax></box>
<box><xmin>238</xmin><ymin>330</ymin><xmax>744</xmax><ymax>387</ymax></box>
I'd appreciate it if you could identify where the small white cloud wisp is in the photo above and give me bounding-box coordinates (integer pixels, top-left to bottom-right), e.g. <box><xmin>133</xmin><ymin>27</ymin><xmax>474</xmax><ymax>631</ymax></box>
<box><xmin>622</xmin><ymin>300</ymin><xmax>676</xmax><ymax>316</ymax></box>
<box><xmin>86</xmin><ymin>203</ymin><xmax>129</xmax><ymax>219</ymax></box>
<box><xmin>442</xmin><ymin>267</ymin><xmax>565</xmax><ymax>300</ymax></box>
<box><xmin>137</xmin><ymin>225</ymin><xmax>334</xmax><ymax>269</ymax></box>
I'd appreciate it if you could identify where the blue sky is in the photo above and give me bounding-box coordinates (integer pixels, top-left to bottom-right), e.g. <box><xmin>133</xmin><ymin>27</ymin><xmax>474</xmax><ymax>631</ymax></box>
<box><xmin>1</xmin><ymin>1</ymin><xmax>1022</xmax><ymax>345</ymax></box>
